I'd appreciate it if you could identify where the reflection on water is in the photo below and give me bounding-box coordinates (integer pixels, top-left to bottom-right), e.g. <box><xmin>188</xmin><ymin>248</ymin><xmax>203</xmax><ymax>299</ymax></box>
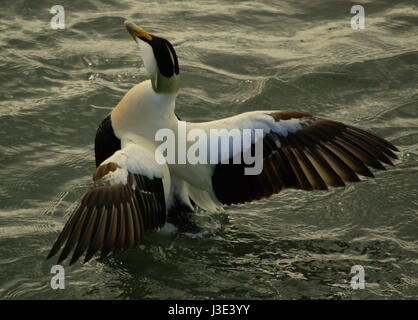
<box><xmin>0</xmin><ymin>0</ymin><xmax>417</xmax><ymax>299</ymax></box>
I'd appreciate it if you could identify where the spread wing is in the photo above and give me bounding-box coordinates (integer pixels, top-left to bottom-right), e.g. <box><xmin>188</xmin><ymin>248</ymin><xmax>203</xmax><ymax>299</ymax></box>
<box><xmin>206</xmin><ymin>111</ymin><xmax>399</xmax><ymax>205</ymax></box>
<box><xmin>47</xmin><ymin>143</ymin><xmax>167</xmax><ymax>265</ymax></box>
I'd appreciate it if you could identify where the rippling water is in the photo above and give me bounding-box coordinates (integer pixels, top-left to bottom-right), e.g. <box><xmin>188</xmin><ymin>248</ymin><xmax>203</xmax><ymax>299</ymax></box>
<box><xmin>0</xmin><ymin>0</ymin><xmax>417</xmax><ymax>299</ymax></box>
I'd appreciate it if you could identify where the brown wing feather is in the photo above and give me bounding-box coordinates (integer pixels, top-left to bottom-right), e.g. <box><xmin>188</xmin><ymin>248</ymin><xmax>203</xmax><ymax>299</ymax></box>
<box><xmin>211</xmin><ymin>112</ymin><xmax>398</xmax><ymax>205</ymax></box>
<box><xmin>48</xmin><ymin>163</ymin><xmax>166</xmax><ymax>265</ymax></box>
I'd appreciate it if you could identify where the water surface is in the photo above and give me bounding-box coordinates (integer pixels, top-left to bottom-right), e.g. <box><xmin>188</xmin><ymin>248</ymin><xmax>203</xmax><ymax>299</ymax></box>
<box><xmin>0</xmin><ymin>0</ymin><xmax>417</xmax><ymax>299</ymax></box>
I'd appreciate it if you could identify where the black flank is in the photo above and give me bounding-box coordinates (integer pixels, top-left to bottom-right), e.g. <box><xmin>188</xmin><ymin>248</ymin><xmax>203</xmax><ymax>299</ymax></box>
<box><xmin>94</xmin><ymin>115</ymin><xmax>121</xmax><ymax>167</ymax></box>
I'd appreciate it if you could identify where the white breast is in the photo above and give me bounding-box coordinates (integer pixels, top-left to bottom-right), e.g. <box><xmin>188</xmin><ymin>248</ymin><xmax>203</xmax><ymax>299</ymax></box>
<box><xmin>111</xmin><ymin>80</ymin><xmax>178</xmax><ymax>144</ymax></box>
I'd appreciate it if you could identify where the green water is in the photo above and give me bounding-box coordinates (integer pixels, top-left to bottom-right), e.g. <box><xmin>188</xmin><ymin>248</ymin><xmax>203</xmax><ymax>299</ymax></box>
<box><xmin>0</xmin><ymin>0</ymin><xmax>417</xmax><ymax>299</ymax></box>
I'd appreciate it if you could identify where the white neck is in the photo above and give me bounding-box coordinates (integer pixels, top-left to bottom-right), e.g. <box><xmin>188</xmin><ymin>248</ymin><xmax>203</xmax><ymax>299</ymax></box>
<box><xmin>111</xmin><ymin>80</ymin><xmax>178</xmax><ymax>144</ymax></box>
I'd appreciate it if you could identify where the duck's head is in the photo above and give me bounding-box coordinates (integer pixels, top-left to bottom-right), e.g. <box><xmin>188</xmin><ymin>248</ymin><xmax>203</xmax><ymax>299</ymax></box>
<box><xmin>124</xmin><ymin>21</ymin><xmax>180</xmax><ymax>94</ymax></box>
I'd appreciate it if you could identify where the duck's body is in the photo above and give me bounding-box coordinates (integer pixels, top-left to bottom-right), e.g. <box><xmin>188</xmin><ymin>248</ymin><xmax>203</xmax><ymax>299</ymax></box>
<box><xmin>48</xmin><ymin>22</ymin><xmax>398</xmax><ymax>265</ymax></box>
<box><xmin>96</xmin><ymin>79</ymin><xmax>217</xmax><ymax>212</ymax></box>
